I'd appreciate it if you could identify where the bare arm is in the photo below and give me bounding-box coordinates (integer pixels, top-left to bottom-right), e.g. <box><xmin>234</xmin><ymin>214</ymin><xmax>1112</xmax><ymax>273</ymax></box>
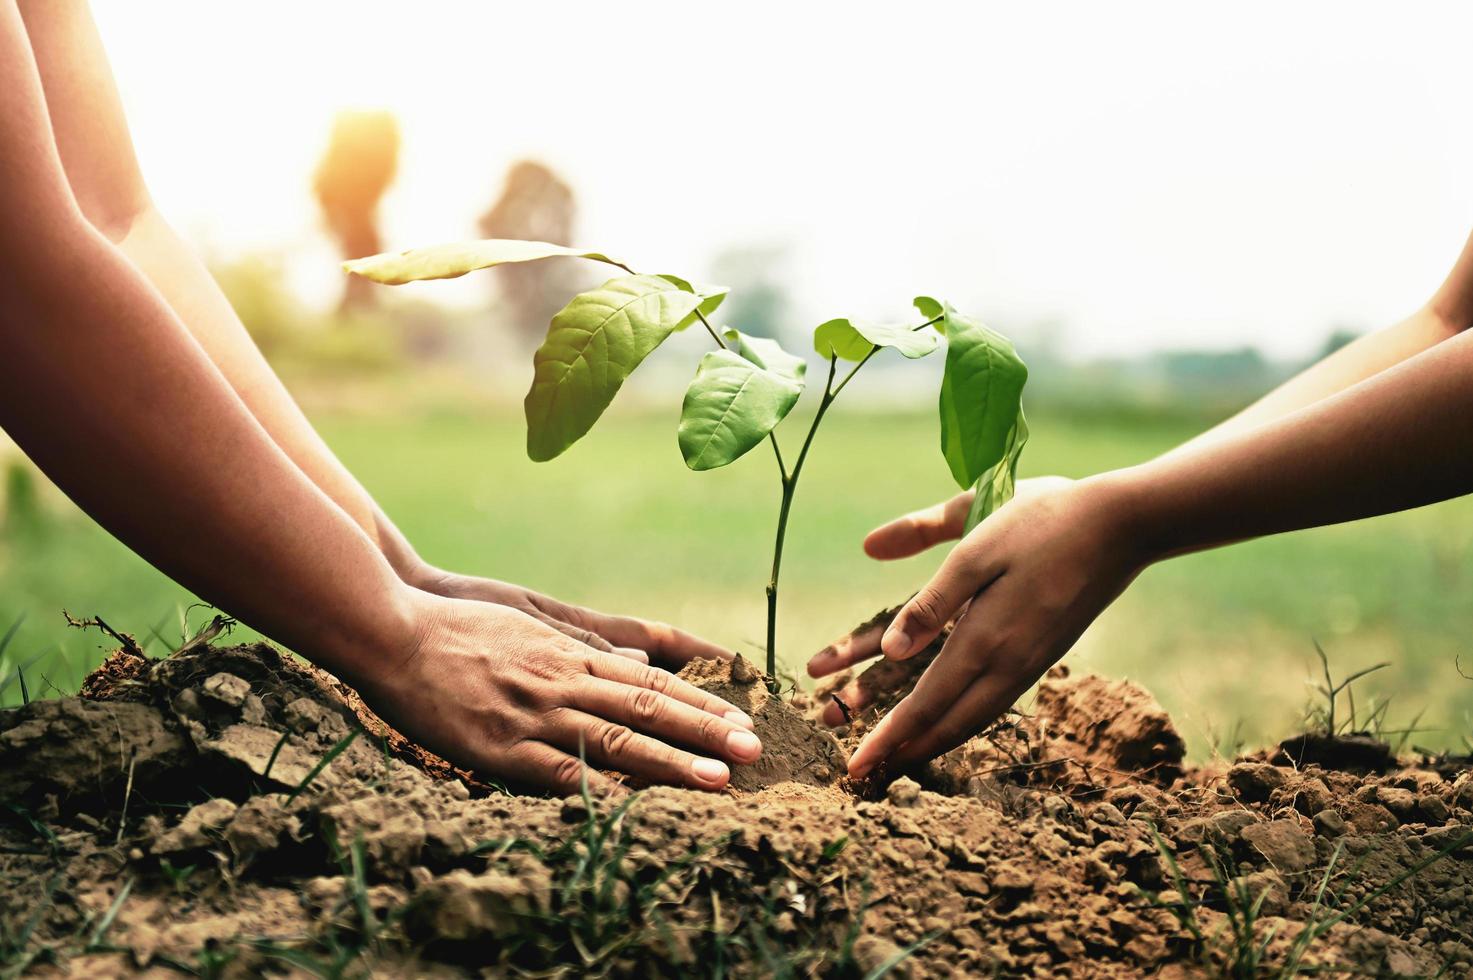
<box><xmin>0</xmin><ymin>4</ymin><xmax>412</xmax><ymax>681</ymax></box>
<box><xmin>0</xmin><ymin>4</ymin><xmax>762</xmax><ymax>792</ymax></box>
<box><xmin>1175</xmin><ymin>229</ymin><xmax>1473</xmax><ymax>452</ymax></box>
<box><xmin>843</xmin><ymin>325</ymin><xmax>1473</xmax><ymax>775</ymax></box>
<box><xmin>18</xmin><ymin>0</ymin><xmax>385</xmax><ymax>543</ymax></box>
<box><xmin>18</xmin><ymin>0</ymin><xmax>729</xmax><ymax>666</ymax></box>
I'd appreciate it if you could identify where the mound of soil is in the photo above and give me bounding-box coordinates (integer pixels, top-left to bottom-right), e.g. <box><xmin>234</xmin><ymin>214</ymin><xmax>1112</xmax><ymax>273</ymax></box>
<box><xmin>2</xmin><ymin>627</ymin><xmax>1471</xmax><ymax>977</ymax></box>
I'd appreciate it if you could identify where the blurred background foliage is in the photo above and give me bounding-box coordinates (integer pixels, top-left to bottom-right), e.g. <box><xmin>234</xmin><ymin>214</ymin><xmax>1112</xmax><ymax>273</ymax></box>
<box><xmin>1</xmin><ymin>111</ymin><xmax>1468</xmax><ymax>763</ymax></box>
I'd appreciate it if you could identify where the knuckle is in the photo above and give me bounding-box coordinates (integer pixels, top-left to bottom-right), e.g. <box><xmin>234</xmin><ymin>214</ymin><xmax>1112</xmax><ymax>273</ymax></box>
<box><xmin>574</xmin><ymin>627</ymin><xmax>607</xmax><ymax>650</ymax></box>
<box><xmin>906</xmin><ymin>586</ymin><xmax>949</xmax><ymax>630</ymax></box>
<box><xmin>628</xmin><ymin>688</ymin><xmax>664</xmax><ymax>726</ymax></box>
<box><xmin>503</xmin><ymin>674</ymin><xmax>542</xmax><ymax>709</ymax></box>
<box><xmin>640</xmin><ymin>666</ymin><xmax>675</xmax><ymax>695</ymax></box>
<box><xmin>597</xmin><ymin>722</ymin><xmax>636</xmax><ymax>759</ymax></box>
<box><xmin>552</xmin><ymin>755</ymin><xmax>585</xmax><ymax>792</ymax></box>
<box><xmin>697</xmin><ymin>713</ymin><xmax>724</xmax><ymax>746</ymax></box>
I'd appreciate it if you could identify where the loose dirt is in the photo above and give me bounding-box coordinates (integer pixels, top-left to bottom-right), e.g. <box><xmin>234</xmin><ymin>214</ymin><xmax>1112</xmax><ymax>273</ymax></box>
<box><xmin>2</xmin><ymin>618</ymin><xmax>1471</xmax><ymax>977</ymax></box>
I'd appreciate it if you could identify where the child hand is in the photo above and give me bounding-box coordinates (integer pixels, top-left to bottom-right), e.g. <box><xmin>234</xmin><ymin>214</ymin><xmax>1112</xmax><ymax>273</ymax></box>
<box><xmin>839</xmin><ymin>474</ymin><xmax>1150</xmax><ymax>777</ymax></box>
<box><xmin>808</xmin><ymin>477</ymin><xmax>1055</xmax><ymax>723</ymax></box>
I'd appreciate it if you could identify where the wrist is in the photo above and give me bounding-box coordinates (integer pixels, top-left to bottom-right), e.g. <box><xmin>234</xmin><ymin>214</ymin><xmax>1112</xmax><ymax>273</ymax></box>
<box><xmin>1076</xmin><ymin>466</ymin><xmax>1172</xmax><ymax>570</ymax></box>
<box><xmin>371</xmin><ymin>508</ymin><xmax>451</xmax><ymax>592</ymax></box>
<box><xmin>315</xmin><ymin>579</ymin><xmax>432</xmax><ymax>698</ymax></box>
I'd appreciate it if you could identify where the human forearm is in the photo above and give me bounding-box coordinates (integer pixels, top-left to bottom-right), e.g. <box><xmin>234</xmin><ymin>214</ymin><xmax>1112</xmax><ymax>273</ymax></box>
<box><xmin>1117</xmin><ymin>325</ymin><xmax>1473</xmax><ymax>561</ymax></box>
<box><xmin>0</xmin><ymin>219</ymin><xmax>414</xmax><ymax>685</ymax></box>
<box><xmin>833</xmin><ymin>327</ymin><xmax>1473</xmax><ymax>774</ymax></box>
<box><xmin>20</xmin><ymin>0</ymin><xmax>410</xmax><ymax>563</ymax></box>
<box><xmin>1176</xmin><ymin>227</ymin><xmax>1473</xmax><ymax>455</ymax></box>
<box><xmin>1171</xmin><ymin>304</ymin><xmax>1461</xmax><ymax>455</ymax></box>
<box><xmin>116</xmin><ymin>207</ymin><xmax>386</xmax><ymax>544</ymax></box>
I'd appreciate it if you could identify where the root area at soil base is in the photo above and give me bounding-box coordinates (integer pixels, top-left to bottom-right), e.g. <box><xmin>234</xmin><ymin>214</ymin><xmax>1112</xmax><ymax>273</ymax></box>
<box><xmin>1</xmin><ymin>638</ymin><xmax>1471</xmax><ymax>978</ymax></box>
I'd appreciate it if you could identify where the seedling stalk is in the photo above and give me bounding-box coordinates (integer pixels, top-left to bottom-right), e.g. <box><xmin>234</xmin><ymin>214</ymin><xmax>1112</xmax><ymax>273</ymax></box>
<box><xmin>345</xmin><ymin>240</ymin><xmax>1029</xmax><ymax>686</ymax></box>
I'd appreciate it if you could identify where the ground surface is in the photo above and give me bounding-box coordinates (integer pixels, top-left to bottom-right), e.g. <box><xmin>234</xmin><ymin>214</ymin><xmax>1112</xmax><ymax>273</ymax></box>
<box><xmin>4</xmin><ymin>404</ymin><xmax>1472</xmax><ymax>758</ymax></box>
<box><xmin>2</xmin><ymin>624</ymin><xmax>1471</xmax><ymax>978</ymax></box>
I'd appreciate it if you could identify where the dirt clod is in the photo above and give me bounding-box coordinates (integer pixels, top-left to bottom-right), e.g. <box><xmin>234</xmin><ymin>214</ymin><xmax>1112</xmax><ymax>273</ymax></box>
<box><xmin>1</xmin><ymin>629</ymin><xmax>1470</xmax><ymax>978</ymax></box>
<box><xmin>677</xmin><ymin>656</ymin><xmax>847</xmax><ymax>792</ymax></box>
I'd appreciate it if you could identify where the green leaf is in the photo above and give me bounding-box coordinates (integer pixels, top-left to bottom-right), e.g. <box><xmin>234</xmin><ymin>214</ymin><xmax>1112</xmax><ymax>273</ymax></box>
<box><xmin>912</xmin><ymin>295</ymin><xmax>944</xmax><ymax>322</ymax></box>
<box><xmin>342</xmin><ymin>239</ymin><xmax>629</xmax><ymax>285</ymax></box>
<box><xmin>656</xmin><ymin>275</ymin><xmax>729</xmax><ymax>332</ymax></box>
<box><xmin>936</xmin><ymin>301</ymin><xmax>1028</xmax><ymax>489</ymax></box>
<box><xmin>963</xmin><ymin>409</ymin><xmax>1028</xmax><ymax>533</ymax></box>
<box><xmin>812</xmin><ymin>317</ymin><xmax>940</xmax><ymax>361</ymax></box>
<box><xmin>678</xmin><ymin>350</ymin><xmax>803</xmax><ymax>471</ymax></box>
<box><xmin>525</xmin><ymin>275</ymin><xmax>708</xmax><ymax>461</ymax></box>
<box><xmin>723</xmin><ymin>328</ymin><xmax>807</xmax><ymax>383</ymax></box>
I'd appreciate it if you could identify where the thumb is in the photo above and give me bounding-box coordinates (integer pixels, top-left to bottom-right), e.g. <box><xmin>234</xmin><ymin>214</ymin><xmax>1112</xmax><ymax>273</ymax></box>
<box><xmin>880</xmin><ymin>538</ymin><xmax>998</xmax><ymax>660</ymax></box>
<box><xmin>863</xmin><ymin>491</ymin><xmax>974</xmax><ymax>560</ymax></box>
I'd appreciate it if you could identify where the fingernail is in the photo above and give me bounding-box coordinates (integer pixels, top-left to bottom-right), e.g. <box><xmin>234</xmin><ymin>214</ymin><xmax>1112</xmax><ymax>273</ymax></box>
<box><xmin>724</xmin><ymin>708</ymin><xmax>755</xmax><ymax>730</ymax></box>
<box><xmin>881</xmin><ymin>628</ymin><xmax>911</xmax><ymax>658</ymax></box>
<box><xmin>618</xmin><ymin>647</ymin><xmax>650</xmax><ymax>663</ymax></box>
<box><xmin>726</xmin><ymin>728</ymin><xmax>762</xmax><ymax>760</ymax></box>
<box><xmin>691</xmin><ymin>758</ymin><xmax>729</xmax><ymax>784</ymax></box>
<box><xmin>848</xmin><ymin>757</ymin><xmax>873</xmax><ymax>779</ymax></box>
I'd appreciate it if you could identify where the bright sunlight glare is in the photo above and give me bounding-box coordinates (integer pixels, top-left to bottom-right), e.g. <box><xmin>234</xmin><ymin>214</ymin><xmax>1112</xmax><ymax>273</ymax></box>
<box><xmin>94</xmin><ymin>0</ymin><xmax>1473</xmax><ymax>358</ymax></box>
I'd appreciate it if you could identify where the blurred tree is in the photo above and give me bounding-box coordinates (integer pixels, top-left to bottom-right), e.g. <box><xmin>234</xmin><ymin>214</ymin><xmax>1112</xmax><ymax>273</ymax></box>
<box><xmin>709</xmin><ymin>243</ymin><xmax>790</xmax><ymax>340</ymax></box>
<box><xmin>1160</xmin><ymin>346</ymin><xmax>1274</xmax><ymax>395</ymax></box>
<box><xmin>478</xmin><ymin>160</ymin><xmax>577</xmax><ymax>341</ymax></box>
<box><xmin>313</xmin><ymin>109</ymin><xmax>400</xmax><ymax>313</ymax></box>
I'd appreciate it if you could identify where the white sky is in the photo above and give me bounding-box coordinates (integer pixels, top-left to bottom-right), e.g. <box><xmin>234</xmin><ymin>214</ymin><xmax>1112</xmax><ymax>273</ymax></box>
<box><xmin>93</xmin><ymin>1</ymin><xmax>1473</xmax><ymax>358</ymax></box>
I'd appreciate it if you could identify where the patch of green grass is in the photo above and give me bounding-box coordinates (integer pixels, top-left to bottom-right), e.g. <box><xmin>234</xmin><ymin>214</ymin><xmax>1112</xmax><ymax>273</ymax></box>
<box><xmin>1139</xmin><ymin>823</ymin><xmax>1473</xmax><ymax>977</ymax></box>
<box><xmin>4</xmin><ymin>401</ymin><xmax>1472</xmax><ymax>758</ymax></box>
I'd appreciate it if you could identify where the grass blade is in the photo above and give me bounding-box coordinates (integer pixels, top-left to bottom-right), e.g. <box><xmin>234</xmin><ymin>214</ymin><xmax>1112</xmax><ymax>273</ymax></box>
<box><xmin>285</xmin><ymin>730</ymin><xmax>359</xmax><ymax>804</ymax></box>
<box><xmin>85</xmin><ymin>878</ymin><xmax>133</xmax><ymax>951</ymax></box>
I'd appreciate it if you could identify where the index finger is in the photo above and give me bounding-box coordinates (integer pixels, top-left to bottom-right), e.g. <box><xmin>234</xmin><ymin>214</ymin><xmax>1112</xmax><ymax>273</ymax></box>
<box><xmin>846</xmin><ymin>627</ymin><xmax>991</xmax><ymax>778</ymax></box>
<box><xmin>585</xmin><ymin>653</ymin><xmax>756</xmax><ymax>730</ymax></box>
<box><xmin>863</xmin><ymin>491</ymin><xmax>973</xmax><ymax>561</ymax></box>
<box><xmin>806</xmin><ymin>620</ymin><xmax>885</xmax><ymax>678</ymax></box>
<box><xmin>529</xmin><ymin>593</ymin><xmax>732</xmax><ymax>666</ymax></box>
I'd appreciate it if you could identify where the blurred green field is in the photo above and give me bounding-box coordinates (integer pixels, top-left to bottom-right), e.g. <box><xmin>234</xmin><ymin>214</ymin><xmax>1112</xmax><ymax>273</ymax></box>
<box><xmin>3</xmin><ymin>401</ymin><xmax>1471</xmax><ymax>760</ymax></box>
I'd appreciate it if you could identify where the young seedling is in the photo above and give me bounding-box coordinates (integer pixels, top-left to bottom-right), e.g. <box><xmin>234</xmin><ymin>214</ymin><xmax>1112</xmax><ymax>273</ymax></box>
<box><xmin>347</xmin><ymin>240</ymin><xmax>1028</xmax><ymax>680</ymax></box>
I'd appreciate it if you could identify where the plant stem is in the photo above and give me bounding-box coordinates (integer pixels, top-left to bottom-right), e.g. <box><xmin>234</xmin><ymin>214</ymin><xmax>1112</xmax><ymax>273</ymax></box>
<box><xmin>761</xmin><ymin>315</ymin><xmax>940</xmax><ymax>675</ymax></box>
<box><xmin>764</xmin><ymin>355</ymin><xmax>838</xmax><ymax>678</ymax></box>
<box><xmin>690</xmin><ymin>307</ymin><xmax>726</xmax><ymax>349</ymax></box>
<box><xmin>690</xmin><ymin>310</ymin><xmax>940</xmax><ymax>678</ymax></box>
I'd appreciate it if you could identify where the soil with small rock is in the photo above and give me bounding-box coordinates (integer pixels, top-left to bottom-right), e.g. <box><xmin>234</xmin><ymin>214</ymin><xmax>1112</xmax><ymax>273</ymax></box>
<box><xmin>2</xmin><ymin>617</ymin><xmax>1471</xmax><ymax>978</ymax></box>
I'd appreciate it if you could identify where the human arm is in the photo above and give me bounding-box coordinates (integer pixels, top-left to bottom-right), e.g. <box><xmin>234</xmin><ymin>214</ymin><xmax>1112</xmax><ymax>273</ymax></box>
<box><xmin>841</xmin><ymin>323</ymin><xmax>1473</xmax><ymax>776</ymax></box>
<box><xmin>0</xmin><ymin>4</ymin><xmax>758</xmax><ymax>792</ymax></box>
<box><xmin>1174</xmin><ymin>228</ymin><xmax>1473</xmax><ymax>452</ymax></box>
<box><xmin>810</xmin><ymin>226</ymin><xmax>1473</xmax><ymax>723</ymax></box>
<box><xmin>16</xmin><ymin>0</ymin><xmax>729</xmax><ymax>666</ymax></box>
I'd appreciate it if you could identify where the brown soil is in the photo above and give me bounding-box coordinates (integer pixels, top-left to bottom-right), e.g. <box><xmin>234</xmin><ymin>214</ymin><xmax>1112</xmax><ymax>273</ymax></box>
<box><xmin>2</xmin><ymin>622</ymin><xmax>1471</xmax><ymax>978</ymax></box>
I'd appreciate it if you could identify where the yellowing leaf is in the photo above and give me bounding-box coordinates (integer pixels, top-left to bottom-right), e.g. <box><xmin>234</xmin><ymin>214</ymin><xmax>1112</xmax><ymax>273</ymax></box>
<box><xmin>343</xmin><ymin>239</ymin><xmax>629</xmax><ymax>285</ymax></box>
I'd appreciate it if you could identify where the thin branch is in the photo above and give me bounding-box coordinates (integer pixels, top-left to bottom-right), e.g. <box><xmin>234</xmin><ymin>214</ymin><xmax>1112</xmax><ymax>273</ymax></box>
<box><xmin>63</xmin><ymin>611</ymin><xmax>145</xmax><ymax>659</ymax></box>
<box><xmin>690</xmin><ymin>307</ymin><xmax>727</xmax><ymax>349</ymax></box>
<box><xmin>768</xmin><ymin>433</ymin><xmax>788</xmax><ymax>482</ymax></box>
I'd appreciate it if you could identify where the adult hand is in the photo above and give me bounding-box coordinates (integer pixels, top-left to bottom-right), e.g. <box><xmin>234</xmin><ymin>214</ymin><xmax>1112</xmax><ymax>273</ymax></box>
<box><xmin>359</xmin><ymin>590</ymin><xmax>762</xmax><ymax>795</ymax></box>
<box><xmin>809</xmin><ymin>476</ymin><xmax>1148</xmax><ymax>777</ymax></box>
<box><xmin>415</xmin><ymin>568</ymin><xmax>731</xmax><ymax>668</ymax></box>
